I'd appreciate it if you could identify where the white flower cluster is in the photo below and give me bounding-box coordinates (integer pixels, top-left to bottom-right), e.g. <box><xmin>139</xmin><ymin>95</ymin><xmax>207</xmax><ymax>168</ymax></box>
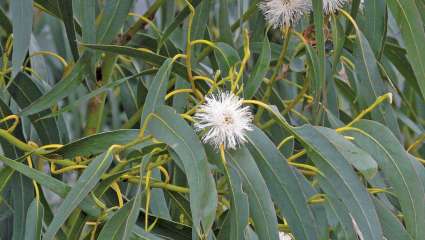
<box><xmin>279</xmin><ymin>232</ymin><xmax>293</xmax><ymax>240</ymax></box>
<box><xmin>259</xmin><ymin>0</ymin><xmax>311</xmax><ymax>29</ymax></box>
<box><xmin>259</xmin><ymin>0</ymin><xmax>350</xmax><ymax>28</ymax></box>
<box><xmin>194</xmin><ymin>92</ymin><xmax>253</xmax><ymax>149</ymax></box>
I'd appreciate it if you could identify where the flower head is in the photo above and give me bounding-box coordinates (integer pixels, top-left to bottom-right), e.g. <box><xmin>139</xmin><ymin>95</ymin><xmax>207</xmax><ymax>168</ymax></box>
<box><xmin>279</xmin><ymin>232</ymin><xmax>293</xmax><ymax>240</ymax></box>
<box><xmin>194</xmin><ymin>91</ymin><xmax>253</xmax><ymax>149</ymax></box>
<box><xmin>259</xmin><ymin>0</ymin><xmax>312</xmax><ymax>29</ymax></box>
<box><xmin>323</xmin><ymin>0</ymin><xmax>348</xmax><ymax>14</ymax></box>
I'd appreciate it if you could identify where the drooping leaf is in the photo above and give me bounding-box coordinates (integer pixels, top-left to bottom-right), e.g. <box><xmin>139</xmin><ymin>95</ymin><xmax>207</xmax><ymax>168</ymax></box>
<box><xmin>9</xmin><ymin>72</ymin><xmax>64</xmax><ymax>144</ymax></box>
<box><xmin>140</xmin><ymin>58</ymin><xmax>173</xmax><ymax>124</ymax></box>
<box><xmin>24</xmin><ymin>199</ymin><xmax>44</xmax><ymax>240</ymax></box>
<box><xmin>96</xmin><ymin>0</ymin><xmax>134</xmax><ymax>44</ymax></box>
<box><xmin>245</xmin><ymin>34</ymin><xmax>270</xmax><ymax>99</ymax></box>
<box><xmin>386</xmin><ymin>0</ymin><xmax>425</xmax><ymax>101</ymax></box>
<box><xmin>352</xmin><ymin>24</ymin><xmax>400</xmax><ymax>138</ymax></box>
<box><xmin>147</xmin><ymin>105</ymin><xmax>217</xmax><ymax>236</ymax></box>
<box><xmin>0</xmin><ymin>154</ymin><xmax>101</xmax><ymax>217</ymax></box>
<box><xmin>294</xmin><ymin>125</ymin><xmax>383</xmax><ymax>240</ymax></box>
<box><xmin>373</xmin><ymin>198</ymin><xmax>412</xmax><ymax>240</ymax></box>
<box><xmin>19</xmin><ymin>53</ymin><xmax>91</xmax><ymax>116</ymax></box>
<box><xmin>347</xmin><ymin>120</ymin><xmax>425</xmax><ymax>240</ymax></box>
<box><xmin>246</xmin><ymin>127</ymin><xmax>320</xmax><ymax>240</ymax></box>
<box><xmin>97</xmin><ymin>194</ymin><xmax>142</xmax><ymax>240</ymax></box>
<box><xmin>11</xmin><ymin>0</ymin><xmax>33</xmax><ymax>77</ymax></box>
<box><xmin>44</xmin><ymin>151</ymin><xmax>113</xmax><ymax>239</ymax></box>
<box><xmin>226</xmin><ymin>146</ymin><xmax>279</xmax><ymax>240</ymax></box>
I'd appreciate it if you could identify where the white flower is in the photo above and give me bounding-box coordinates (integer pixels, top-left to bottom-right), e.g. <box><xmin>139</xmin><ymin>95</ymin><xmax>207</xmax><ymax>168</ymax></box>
<box><xmin>194</xmin><ymin>91</ymin><xmax>253</xmax><ymax>149</ymax></box>
<box><xmin>323</xmin><ymin>0</ymin><xmax>349</xmax><ymax>14</ymax></box>
<box><xmin>259</xmin><ymin>0</ymin><xmax>312</xmax><ymax>29</ymax></box>
<box><xmin>279</xmin><ymin>232</ymin><xmax>293</xmax><ymax>240</ymax></box>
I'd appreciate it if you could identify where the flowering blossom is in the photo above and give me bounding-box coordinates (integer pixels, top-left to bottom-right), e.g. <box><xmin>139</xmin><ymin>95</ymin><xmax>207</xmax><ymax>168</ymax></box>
<box><xmin>194</xmin><ymin>91</ymin><xmax>253</xmax><ymax>149</ymax></box>
<box><xmin>259</xmin><ymin>0</ymin><xmax>312</xmax><ymax>28</ymax></box>
<box><xmin>279</xmin><ymin>232</ymin><xmax>293</xmax><ymax>240</ymax></box>
<box><xmin>323</xmin><ymin>0</ymin><xmax>349</xmax><ymax>14</ymax></box>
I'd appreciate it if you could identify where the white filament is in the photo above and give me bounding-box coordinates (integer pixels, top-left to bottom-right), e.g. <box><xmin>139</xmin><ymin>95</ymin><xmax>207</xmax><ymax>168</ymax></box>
<box><xmin>194</xmin><ymin>91</ymin><xmax>253</xmax><ymax>149</ymax></box>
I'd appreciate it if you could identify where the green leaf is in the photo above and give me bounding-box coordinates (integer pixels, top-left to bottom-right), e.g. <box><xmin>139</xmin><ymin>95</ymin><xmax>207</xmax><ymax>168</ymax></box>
<box><xmin>40</xmin><ymin>71</ymin><xmax>153</xmax><ymax>119</ymax></box>
<box><xmin>245</xmin><ymin>34</ymin><xmax>270</xmax><ymax>99</ymax></box>
<box><xmin>97</xmin><ymin>0</ymin><xmax>134</xmax><ymax>44</ymax></box>
<box><xmin>57</xmin><ymin>0</ymin><xmax>79</xmax><ymax>60</ymax></box>
<box><xmin>0</xmin><ymin>7</ymin><xmax>12</xmax><ymax>34</ymax></box>
<box><xmin>347</xmin><ymin>120</ymin><xmax>425</xmax><ymax>240</ymax></box>
<box><xmin>160</xmin><ymin>0</ymin><xmax>203</xmax><ymax>45</ymax></box>
<box><xmin>11</xmin><ymin>173</ymin><xmax>33</xmax><ymax>240</ymax></box>
<box><xmin>50</xmin><ymin>130</ymin><xmax>141</xmax><ymax>159</ymax></box>
<box><xmin>147</xmin><ymin>105</ymin><xmax>217</xmax><ymax>236</ymax></box>
<box><xmin>140</xmin><ymin>58</ymin><xmax>173</xmax><ymax>124</ymax></box>
<box><xmin>217</xmin><ymin>161</ymin><xmax>248</xmax><ymax>240</ymax></box>
<box><xmin>311</xmin><ymin>0</ymin><xmax>325</xmax><ymax>111</ymax></box>
<box><xmin>386</xmin><ymin>0</ymin><xmax>425</xmax><ymax>101</ymax></box>
<box><xmin>19</xmin><ymin>53</ymin><xmax>90</xmax><ymax>116</ymax></box>
<box><xmin>214</xmin><ymin>42</ymin><xmax>240</xmax><ymax>76</ymax></box>
<box><xmin>8</xmin><ymin>72</ymin><xmax>64</xmax><ymax>144</ymax></box>
<box><xmin>191</xmin><ymin>0</ymin><xmax>211</xmax><ymax>41</ymax></box>
<box><xmin>24</xmin><ymin>199</ymin><xmax>44</xmax><ymax>240</ymax></box>
<box><xmin>0</xmin><ymin>98</ymin><xmax>25</xmax><ymax>194</ymax></box>
<box><xmin>98</xmin><ymin>195</ymin><xmax>141</xmax><ymax>240</ymax></box>
<box><xmin>11</xmin><ymin>0</ymin><xmax>33</xmax><ymax>77</ymax></box>
<box><xmin>82</xmin><ymin>44</ymin><xmax>190</xmax><ymax>79</ymax></box>
<box><xmin>373</xmin><ymin>198</ymin><xmax>412</xmax><ymax>240</ymax></box>
<box><xmin>0</xmin><ymin>154</ymin><xmax>101</xmax><ymax>217</ymax></box>
<box><xmin>218</xmin><ymin>0</ymin><xmax>233</xmax><ymax>46</ymax></box>
<box><xmin>226</xmin><ymin>146</ymin><xmax>279</xmax><ymax>240</ymax></box>
<box><xmin>77</xmin><ymin>0</ymin><xmax>96</xmax><ymax>79</ymax></box>
<box><xmin>320</xmin><ymin>179</ymin><xmax>357</xmax><ymax>240</ymax></box>
<box><xmin>315</xmin><ymin>127</ymin><xmax>378</xmax><ymax>179</ymax></box>
<box><xmin>33</xmin><ymin>0</ymin><xmax>61</xmax><ymax>18</ymax></box>
<box><xmin>0</xmin><ymin>167</ymin><xmax>14</xmax><ymax>195</ymax></box>
<box><xmin>358</xmin><ymin>0</ymin><xmax>386</xmax><ymax>56</ymax></box>
<box><xmin>44</xmin><ymin>151</ymin><xmax>113</xmax><ymax>240</ymax></box>
<box><xmin>384</xmin><ymin>42</ymin><xmax>421</xmax><ymax>94</ymax></box>
<box><xmin>131</xmin><ymin>227</ymin><xmax>165</xmax><ymax>240</ymax></box>
<box><xmin>245</xmin><ymin>127</ymin><xmax>320</xmax><ymax>240</ymax></box>
<box><xmin>133</xmin><ymin>215</ymin><xmax>192</xmax><ymax>240</ymax></box>
<box><xmin>78</xmin><ymin>0</ymin><xmax>96</xmax><ymax>44</ymax></box>
<box><xmin>294</xmin><ymin>125</ymin><xmax>383</xmax><ymax>240</ymax></box>
<box><xmin>352</xmin><ymin>25</ymin><xmax>400</xmax><ymax>137</ymax></box>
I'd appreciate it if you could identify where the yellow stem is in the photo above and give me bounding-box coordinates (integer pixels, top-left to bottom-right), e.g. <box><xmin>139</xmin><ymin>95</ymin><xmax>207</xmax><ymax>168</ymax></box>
<box><xmin>172</xmin><ymin>53</ymin><xmax>187</xmax><ymax>63</ymax></box>
<box><xmin>183</xmin><ymin>0</ymin><xmax>197</xmax><ymax>99</ymax></box>
<box><xmin>308</xmin><ymin>194</ymin><xmax>327</xmax><ymax>204</ymax></box>
<box><xmin>156</xmin><ymin>165</ymin><xmax>170</xmax><ymax>183</ymax></box>
<box><xmin>232</xmin><ymin>29</ymin><xmax>250</xmax><ymax>93</ymax></box>
<box><xmin>25</xmin><ymin>51</ymin><xmax>68</xmax><ymax>68</ymax></box>
<box><xmin>289</xmin><ymin>162</ymin><xmax>322</xmax><ymax>176</ymax></box>
<box><xmin>407</xmin><ymin>133</ymin><xmax>425</xmax><ymax>152</ymax></box>
<box><xmin>0</xmin><ymin>114</ymin><xmax>20</xmax><ymax>133</ymax></box>
<box><xmin>50</xmin><ymin>162</ymin><xmax>87</xmax><ymax>174</ymax></box>
<box><xmin>147</xmin><ymin>217</ymin><xmax>159</xmax><ymax>232</ymax></box>
<box><xmin>342</xmin><ymin>93</ymin><xmax>393</xmax><ymax>129</ymax></box>
<box><xmin>145</xmin><ymin>169</ymin><xmax>152</xmax><ymax>231</ymax></box>
<box><xmin>287</xmin><ymin>150</ymin><xmax>306</xmax><ymax>162</ymax></box>
<box><xmin>91</xmin><ymin>193</ymin><xmax>107</xmax><ymax>209</ymax></box>
<box><xmin>165</xmin><ymin>88</ymin><xmax>194</xmax><ymax>101</ymax></box>
<box><xmin>193</xmin><ymin>75</ymin><xmax>216</xmax><ymax>85</ymax></box>
<box><xmin>110</xmin><ymin>182</ymin><xmax>124</xmax><ymax>208</ymax></box>
<box><xmin>26</xmin><ymin>156</ymin><xmax>40</xmax><ymax>201</ymax></box>
<box><xmin>277</xmin><ymin>136</ymin><xmax>295</xmax><ymax>150</ymax></box>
